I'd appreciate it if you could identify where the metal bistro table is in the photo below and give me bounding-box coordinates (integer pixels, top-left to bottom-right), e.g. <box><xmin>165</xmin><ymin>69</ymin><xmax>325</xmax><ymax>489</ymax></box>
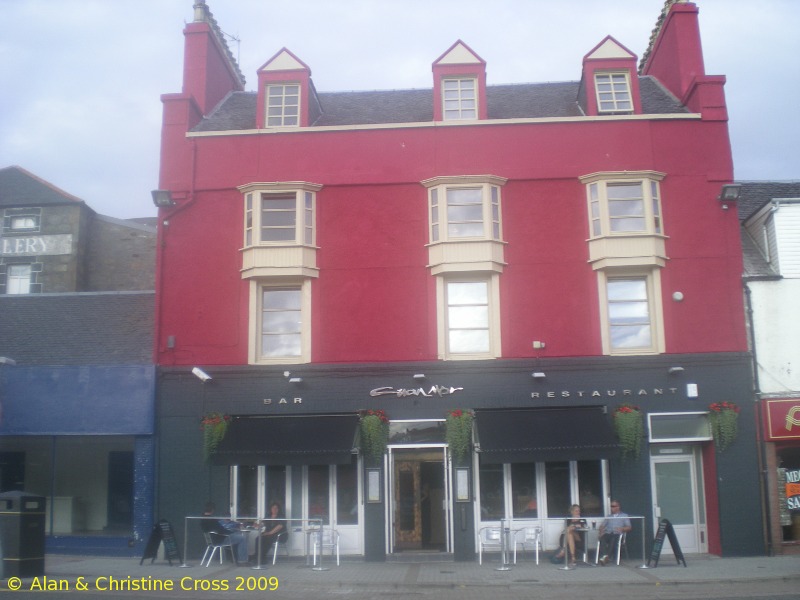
<box><xmin>560</xmin><ymin>515</ymin><xmax>649</xmax><ymax>570</ymax></box>
<box><xmin>541</xmin><ymin>517</ymin><xmax>598</xmax><ymax>571</ymax></box>
<box><xmin>181</xmin><ymin>516</ymin><xmax>326</xmax><ymax>571</ymax></box>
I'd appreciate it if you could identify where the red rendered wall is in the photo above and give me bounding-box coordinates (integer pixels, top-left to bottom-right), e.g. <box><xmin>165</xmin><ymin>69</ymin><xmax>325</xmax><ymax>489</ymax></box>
<box><xmin>156</xmin><ymin>115</ymin><xmax>744</xmax><ymax>366</ymax></box>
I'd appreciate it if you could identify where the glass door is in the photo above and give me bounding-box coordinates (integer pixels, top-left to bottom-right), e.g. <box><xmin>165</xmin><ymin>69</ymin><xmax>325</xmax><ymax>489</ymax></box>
<box><xmin>387</xmin><ymin>447</ymin><xmax>450</xmax><ymax>553</ymax></box>
<box><xmin>650</xmin><ymin>452</ymin><xmax>705</xmax><ymax>554</ymax></box>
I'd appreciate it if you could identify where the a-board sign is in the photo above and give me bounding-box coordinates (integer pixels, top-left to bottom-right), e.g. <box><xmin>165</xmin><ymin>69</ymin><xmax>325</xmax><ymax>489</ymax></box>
<box><xmin>647</xmin><ymin>518</ymin><xmax>687</xmax><ymax>567</ymax></box>
<box><xmin>140</xmin><ymin>519</ymin><xmax>182</xmax><ymax>566</ymax></box>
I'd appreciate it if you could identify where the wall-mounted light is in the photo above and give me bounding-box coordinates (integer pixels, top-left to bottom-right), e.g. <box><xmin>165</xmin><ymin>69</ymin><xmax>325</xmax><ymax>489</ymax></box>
<box><xmin>151</xmin><ymin>190</ymin><xmax>176</xmax><ymax>208</ymax></box>
<box><xmin>192</xmin><ymin>367</ymin><xmax>212</xmax><ymax>383</ymax></box>
<box><xmin>289</xmin><ymin>377</ymin><xmax>303</xmax><ymax>384</ymax></box>
<box><xmin>718</xmin><ymin>183</ymin><xmax>742</xmax><ymax>210</ymax></box>
<box><xmin>532</xmin><ymin>372</ymin><xmax>546</xmax><ymax>380</ymax></box>
<box><xmin>672</xmin><ymin>291</ymin><xmax>684</xmax><ymax>302</ymax></box>
<box><xmin>668</xmin><ymin>366</ymin><xmax>684</xmax><ymax>375</ymax></box>
<box><xmin>413</xmin><ymin>373</ymin><xmax>426</xmax><ymax>380</ymax></box>
<box><xmin>0</xmin><ymin>357</ymin><xmax>17</xmax><ymax>366</ymax></box>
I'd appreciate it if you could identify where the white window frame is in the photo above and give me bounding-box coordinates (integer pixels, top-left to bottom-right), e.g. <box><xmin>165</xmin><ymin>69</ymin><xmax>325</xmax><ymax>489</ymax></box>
<box><xmin>585</xmin><ymin>174</ymin><xmax>664</xmax><ymax>238</ymax></box>
<box><xmin>242</xmin><ymin>184</ymin><xmax>318</xmax><ymax>248</ymax></box>
<box><xmin>594</xmin><ymin>72</ymin><xmax>633</xmax><ymax>114</ymax></box>
<box><xmin>437</xmin><ymin>275</ymin><xmax>500</xmax><ymax>360</ymax></box>
<box><xmin>597</xmin><ymin>269</ymin><xmax>664</xmax><ymax>355</ymax></box>
<box><xmin>425</xmin><ymin>177</ymin><xmax>505</xmax><ymax>243</ymax></box>
<box><xmin>648</xmin><ymin>412</ymin><xmax>713</xmax><ymax>443</ymax></box>
<box><xmin>249</xmin><ymin>279</ymin><xmax>311</xmax><ymax>364</ymax></box>
<box><xmin>442</xmin><ymin>77</ymin><xmax>478</xmax><ymax>121</ymax></box>
<box><xmin>6</xmin><ymin>264</ymin><xmax>32</xmax><ymax>295</ymax></box>
<box><xmin>266</xmin><ymin>83</ymin><xmax>301</xmax><ymax>127</ymax></box>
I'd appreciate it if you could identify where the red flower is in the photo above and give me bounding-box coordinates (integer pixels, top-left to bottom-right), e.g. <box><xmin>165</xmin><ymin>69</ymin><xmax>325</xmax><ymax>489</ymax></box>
<box><xmin>361</xmin><ymin>409</ymin><xmax>389</xmax><ymax>423</ymax></box>
<box><xmin>709</xmin><ymin>401</ymin><xmax>738</xmax><ymax>413</ymax></box>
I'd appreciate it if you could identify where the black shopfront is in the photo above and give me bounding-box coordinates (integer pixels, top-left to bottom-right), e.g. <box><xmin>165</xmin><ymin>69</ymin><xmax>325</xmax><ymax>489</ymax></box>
<box><xmin>155</xmin><ymin>351</ymin><xmax>764</xmax><ymax>562</ymax></box>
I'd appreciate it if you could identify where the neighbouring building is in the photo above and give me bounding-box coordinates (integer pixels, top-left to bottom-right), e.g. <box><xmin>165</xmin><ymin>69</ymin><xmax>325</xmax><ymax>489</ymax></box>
<box><xmin>153</xmin><ymin>0</ymin><xmax>763</xmax><ymax>562</ymax></box>
<box><xmin>0</xmin><ymin>166</ymin><xmax>156</xmax><ymax>555</ymax></box>
<box><xmin>739</xmin><ymin>181</ymin><xmax>800</xmax><ymax>555</ymax></box>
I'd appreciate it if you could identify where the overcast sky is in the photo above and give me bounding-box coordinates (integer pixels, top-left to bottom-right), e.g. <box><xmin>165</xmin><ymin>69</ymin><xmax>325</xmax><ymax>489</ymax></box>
<box><xmin>1</xmin><ymin>0</ymin><xmax>798</xmax><ymax>220</ymax></box>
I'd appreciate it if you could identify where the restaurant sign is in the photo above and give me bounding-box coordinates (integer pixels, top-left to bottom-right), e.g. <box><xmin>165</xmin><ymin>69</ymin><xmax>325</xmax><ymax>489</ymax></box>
<box><xmin>763</xmin><ymin>399</ymin><xmax>800</xmax><ymax>441</ymax></box>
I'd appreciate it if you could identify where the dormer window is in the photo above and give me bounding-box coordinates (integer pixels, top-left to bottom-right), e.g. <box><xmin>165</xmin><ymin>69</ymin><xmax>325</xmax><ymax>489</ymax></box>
<box><xmin>256</xmin><ymin>48</ymin><xmax>313</xmax><ymax>128</ymax></box>
<box><xmin>594</xmin><ymin>72</ymin><xmax>633</xmax><ymax>114</ymax></box>
<box><xmin>581</xmin><ymin>36</ymin><xmax>642</xmax><ymax>116</ymax></box>
<box><xmin>443</xmin><ymin>78</ymin><xmax>477</xmax><ymax>120</ymax></box>
<box><xmin>266</xmin><ymin>84</ymin><xmax>300</xmax><ymax>126</ymax></box>
<box><xmin>432</xmin><ymin>41</ymin><xmax>487</xmax><ymax>122</ymax></box>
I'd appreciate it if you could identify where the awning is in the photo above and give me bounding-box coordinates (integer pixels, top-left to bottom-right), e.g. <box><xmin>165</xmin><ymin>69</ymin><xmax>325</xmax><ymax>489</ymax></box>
<box><xmin>476</xmin><ymin>407</ymin><xmax>619</xmax><ymax>463</ymax></box>
<box><xmin>211</xmin><ymin>415</ymin><xmax>359</xmax><ymax>466</ymax></box>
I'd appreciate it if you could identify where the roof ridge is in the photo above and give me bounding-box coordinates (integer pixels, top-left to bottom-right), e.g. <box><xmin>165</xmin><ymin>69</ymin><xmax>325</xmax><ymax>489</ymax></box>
<box><xmin>1</xmin><ymin>165</ymin><xmax>85</xmax><ymax>205</ymax></box>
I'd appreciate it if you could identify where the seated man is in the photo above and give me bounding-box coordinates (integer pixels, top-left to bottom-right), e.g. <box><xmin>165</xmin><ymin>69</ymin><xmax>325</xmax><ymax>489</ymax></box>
<box><xmin>202</xmin><ymin>502</ymin><xmax>249</xmax><ymax>565</ymax></box>
<box><xmin>598</xmin><ymin>499</ymin><xmax>631</xmax><ymax>565</ymax></box>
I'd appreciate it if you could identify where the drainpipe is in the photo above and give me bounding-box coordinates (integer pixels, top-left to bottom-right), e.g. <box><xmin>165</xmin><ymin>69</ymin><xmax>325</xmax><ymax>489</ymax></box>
<box><xmin>745</xmin><ymin>282</ymin><xmax>773</xmax><ymax>555</ymax></box>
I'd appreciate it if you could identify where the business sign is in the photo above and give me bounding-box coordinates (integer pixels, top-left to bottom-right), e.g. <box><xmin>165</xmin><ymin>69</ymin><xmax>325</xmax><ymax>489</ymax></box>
<box><xmin>786</xmin><ymin>469</ymin><xmax>800</xmax><ymax>511</ymax></box>
<box><xmin>0</xmin><ymin>234</ymin><xmax>73</xmax><ymax>256</ymax></box>
<box><xmin>764</xmin><ymin>399</ymin><xmax>800</xmax><ymax>441</ymax></box>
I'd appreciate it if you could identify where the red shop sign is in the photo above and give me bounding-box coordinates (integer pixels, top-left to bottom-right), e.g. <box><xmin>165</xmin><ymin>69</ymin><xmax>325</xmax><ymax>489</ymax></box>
<box><xmin>764</xmin><ymin>399</ymin><xmax>800</xmax><ymax>441</ymax></box>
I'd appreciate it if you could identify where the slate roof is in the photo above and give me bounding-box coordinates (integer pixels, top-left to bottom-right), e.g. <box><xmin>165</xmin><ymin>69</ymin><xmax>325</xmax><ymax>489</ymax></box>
<box><xmin>0</xmin><ymin>292</ymin><xmax>154</xmax><ymax>366</ymax></box>
<box><xmin>741</xmin><ymin>230</ymin><xmax>778</xmax><ymax>280</ymax></box>
<box><xmin>736</xmin><ymin>181</ymin><xmax>800</xmax><ymax>280</ymax></box>
<box><xmin>0</xmin><ymin>165</ymin><xmax>86</xmax><ymax>208</ymax></box>
<box><xmin>192</xmin><ymin>75</ymin><xmax>687</xmax><ymax>132</ymax></box>
<box><xmin>736</xmin><ymin>181</ymin><xmax>800</xmax><ymax>222</ymax></box>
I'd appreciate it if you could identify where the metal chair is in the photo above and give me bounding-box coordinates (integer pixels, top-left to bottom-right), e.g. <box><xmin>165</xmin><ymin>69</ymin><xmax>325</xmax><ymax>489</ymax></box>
<box><xmin>202</xmin><ymin>531</ymin><xmax>236</xmax><ymax>567</ymax></box>
<box><xmin>312</xmin><ymin>528</ymin><xmax>340</xmax><ymax>566</ymax></box>
<box><xmin>595</xmin><ymin>531</ymin><xmax>627</xmax><ymax>565</ymax></box>
<box><xmin>270</xmin><ymin>531</ymin><xmax>290</xmax><ymax>565</ymax></box>
<box><xmin>513</xmin><ymin>526</ymin><xmax>542</xmax><ymax>564</ymax></box>
<box><xmin>478</xmin><ymin>527</ymin><xmax>504</xmax><ymax>565</ymax></box>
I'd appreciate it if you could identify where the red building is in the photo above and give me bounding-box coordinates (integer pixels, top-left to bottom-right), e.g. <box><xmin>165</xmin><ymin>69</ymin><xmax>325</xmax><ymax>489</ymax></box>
<box><xmin>154</xmin><ymin>0</ymin><xmax>763</xmax><ymax>561</ymax></box>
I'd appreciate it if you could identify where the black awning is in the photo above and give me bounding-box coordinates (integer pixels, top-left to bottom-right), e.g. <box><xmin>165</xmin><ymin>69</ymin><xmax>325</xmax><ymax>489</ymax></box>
<box><xmin>211</xmin><ymin>415</ymin><xmax>359</xmax><ymax>466</ymax></box>
<box><xmin>476</xmin><ymin>407</ymin><xmax>619</xmax><ymax>463</ymax></box>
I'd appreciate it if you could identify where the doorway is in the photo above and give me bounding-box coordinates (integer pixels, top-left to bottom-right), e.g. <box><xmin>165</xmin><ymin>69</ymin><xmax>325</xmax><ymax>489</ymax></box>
<box><xmin>650</xmin><ymin>447</ymin><xmax>706</xmax><ymax>554</ymax></box>
<box><xmin>389</xmin><ymin>448</ymin><xmax>449</xmax><ymax>552</ymax></box>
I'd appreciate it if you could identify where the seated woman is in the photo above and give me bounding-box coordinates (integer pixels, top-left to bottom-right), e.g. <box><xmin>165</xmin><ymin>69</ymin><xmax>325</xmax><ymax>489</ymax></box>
<box><xmin>258</xmin><ymin>502</ymin><xmax>287</xmax><ymax>562</ymax></box>
<box><xmin>553</xmin><ymin>504</ymin><xmax>587</xmax><ymax>565</ymax></box>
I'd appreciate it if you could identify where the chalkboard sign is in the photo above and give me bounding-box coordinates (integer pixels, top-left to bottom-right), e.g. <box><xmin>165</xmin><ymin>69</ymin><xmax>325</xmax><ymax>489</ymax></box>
<box><xmin>647</xmin><ymin>518</ymin><xmax>686</xmax><ymax>567</ymax></box>
<box><xmin>140</xmin><ymin>519</ymin><xmax>182</xmax><ymax>566</ymax></box>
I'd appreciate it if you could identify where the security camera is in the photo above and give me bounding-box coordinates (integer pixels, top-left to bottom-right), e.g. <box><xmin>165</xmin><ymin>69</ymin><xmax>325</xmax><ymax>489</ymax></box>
<box><xmin>192</xmin><ymin>367</ymin><xmax>212</xmax><ymax>382</ymax></box>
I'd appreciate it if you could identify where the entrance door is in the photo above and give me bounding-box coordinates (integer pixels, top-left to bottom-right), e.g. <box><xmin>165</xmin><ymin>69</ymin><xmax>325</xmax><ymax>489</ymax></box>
<box><xmin>651</xmin><ymin>452</ymin><xmax>705</xmax><ymax>554</ymax></box>
<box><xmin>389</xmin><ymin>448</ymin><xmax>449</xmax><ymax>552</ymax></box>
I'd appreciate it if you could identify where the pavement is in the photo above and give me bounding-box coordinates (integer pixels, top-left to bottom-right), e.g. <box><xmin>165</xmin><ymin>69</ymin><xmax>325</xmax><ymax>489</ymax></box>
<box><xmin>7</xmin><ymin>551</ymin><xmax>799</xmax><ymax>595</ymax></box>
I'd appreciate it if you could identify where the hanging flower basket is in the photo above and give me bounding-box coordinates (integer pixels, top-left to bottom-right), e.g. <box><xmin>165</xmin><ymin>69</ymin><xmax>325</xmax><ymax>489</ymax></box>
<box><xmin>445</xmin><ymin>409</ymin><xmax>474</xmax><ymax>463</ymax></box>
<box><xmin>613</xmin><ymin>404</ymin><xmax>644</xmax><ymax>460</ymax></box>
<box><xmin>201</xmin><ymin>412</ymin><xmax>231</xmax><ymax>460</ymax></box>
<box><xmin>360</xmin><ymin>409</ymin><xmax>389</xmax><ymax>464</ymax></box>
<box><xmin>709</xmin><ymin>401</ymin><xmax>740</xmax><ymax>451</ymax></box>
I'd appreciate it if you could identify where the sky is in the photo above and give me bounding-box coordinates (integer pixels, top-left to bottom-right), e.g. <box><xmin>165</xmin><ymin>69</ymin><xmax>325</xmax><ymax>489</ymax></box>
<box><xmin>1</xmin><ymin>0</ymin><xmax>798</xmax><ymax>220</ymax></box>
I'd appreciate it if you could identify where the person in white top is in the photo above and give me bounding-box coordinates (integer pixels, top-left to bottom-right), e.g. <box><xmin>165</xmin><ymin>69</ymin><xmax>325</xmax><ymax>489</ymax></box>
<box><xmin>598</xmin><ymin>499</ymin><xmax>631</xmax><ymax>565</ymax></box>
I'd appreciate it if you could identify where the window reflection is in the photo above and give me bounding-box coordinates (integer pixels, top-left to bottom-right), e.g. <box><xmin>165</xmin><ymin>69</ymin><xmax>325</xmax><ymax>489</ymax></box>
<box><xmin>479</xmin><ymin>463</ymin><xmax>505</xmax><ymax>520</ymax></box>
<box><xmin>308</xmin><ymin>465</ymin><xmax>329</xmax><ymax>524</ymax></box>
<box><xmin>577</xmin><ymin>461</ymin><xmax>603</xmax><ymax>517</ymax></box>
<box><xmin>336</xmin><ymin>459</ymin><xmax>358</xmax><ymax>525</ymax></box>
<box><xmin>511</xmin><ymin>463</ymin><xmax>538</xmax><ymax>518</ymax></box>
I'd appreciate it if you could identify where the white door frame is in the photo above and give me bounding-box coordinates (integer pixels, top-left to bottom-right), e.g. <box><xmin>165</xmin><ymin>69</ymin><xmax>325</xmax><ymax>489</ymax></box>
<box><xmin>649</xmin><ymin>447</ymin><xmax>706</xmax><ymax>554</ymax></box>
<box><xmin>386</xmin><ymin>445</ymin><xmax>452</xmax><ymax>554</ymax></box>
